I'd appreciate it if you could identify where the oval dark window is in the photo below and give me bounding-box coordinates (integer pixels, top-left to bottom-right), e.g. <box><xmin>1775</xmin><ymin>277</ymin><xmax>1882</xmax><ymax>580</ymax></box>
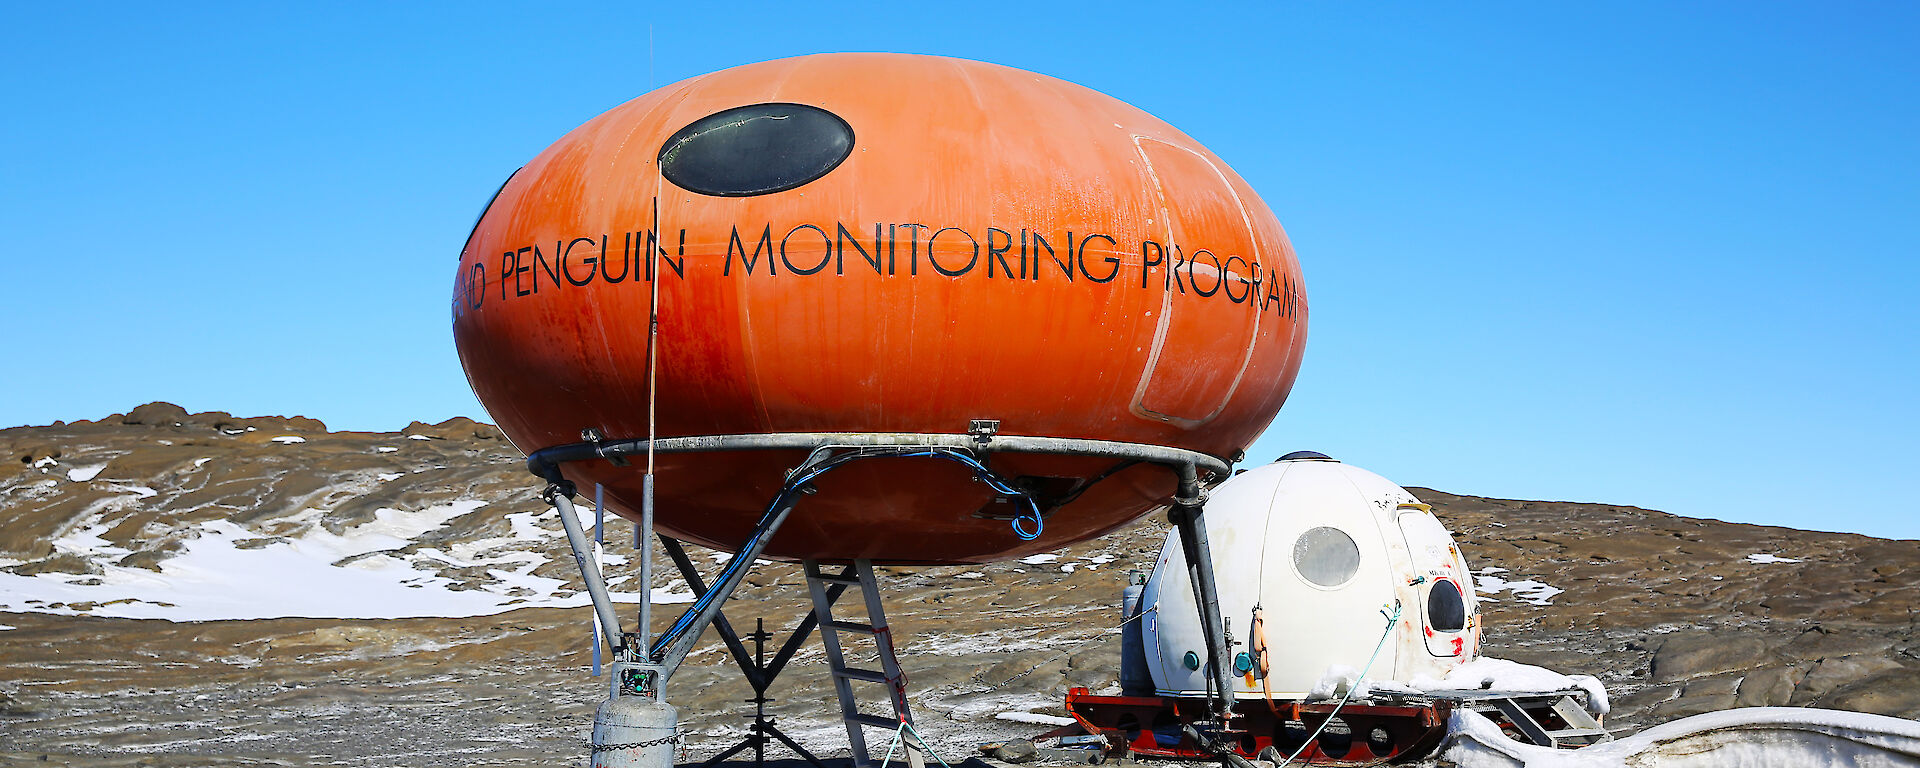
<box><xmin>658</xmin><ymin>103</ymin><xmax>854</xmax><ymax>197</ymax></box>
<box><xmin>1427</xmin><ymin>579</ymin><xmax>1466</xmax><ymax>632</ymax></box>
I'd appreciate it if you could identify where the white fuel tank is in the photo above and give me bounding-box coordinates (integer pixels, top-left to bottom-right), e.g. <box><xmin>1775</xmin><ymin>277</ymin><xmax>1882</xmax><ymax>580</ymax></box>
<box><xmin>1140</xmin><ymin>452</ymin><xmax>1481</xmax><ymax>698</ymax></box>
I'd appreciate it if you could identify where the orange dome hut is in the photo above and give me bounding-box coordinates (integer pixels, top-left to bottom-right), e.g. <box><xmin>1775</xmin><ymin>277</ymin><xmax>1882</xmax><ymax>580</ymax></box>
<box><xmin>453</xmin><ymin>53</ymin><xmax>1307</xmax><ymax>565</ymax></box>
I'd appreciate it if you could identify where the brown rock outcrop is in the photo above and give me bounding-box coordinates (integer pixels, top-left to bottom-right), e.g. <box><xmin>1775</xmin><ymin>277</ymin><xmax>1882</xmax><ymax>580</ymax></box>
<box><xmin>0</xmin><ymin>409</ymin><xmax>1915</xmax><ymax>765</ymax></box>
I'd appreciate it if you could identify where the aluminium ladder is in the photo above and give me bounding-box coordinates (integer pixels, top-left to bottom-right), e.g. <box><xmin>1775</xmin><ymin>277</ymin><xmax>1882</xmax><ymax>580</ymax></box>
<box><xmin>804</xmin><ymin>560</ymin><xmax>926</xmax><ymax>768</ymax></box>
<box><xmin>1487</xmin><ymin>694</ymin><xmax>1614</xmax><ymax>748</ymax></box>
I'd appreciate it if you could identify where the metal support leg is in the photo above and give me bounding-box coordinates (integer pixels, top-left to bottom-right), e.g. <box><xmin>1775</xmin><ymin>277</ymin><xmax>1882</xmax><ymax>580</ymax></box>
<box><xmin>650</xmin><ymin>498</ymin><xmax>802</xmax><ymax>676</ymax></box>
<box><xmin>1167</xmin><ymin>464</ymin><xmax>1258</xmax><ymax>768</ymax></box>
<box><xmin>660</xmin><ymin>536</ymin><xmax>766</xmax><ymax>689</ymax></box>
<box><xmin>522</xmin><ymin>434</ymin><xmax>1238</xmax><ymax>768</ymax></box>
<box><xmin>1167</xmin><ymin>464</ymin><xmax>1235</xmax><ymax>724</ymax></box>
<box><xmin>659</xmin><ymin>536</ymin><xmax>837</xmax><ymax>768</ymax></box>
<box><xmin>549</xmin><ymin>488</ymin><xmax>625</xmax><ymax>656</ymax></box>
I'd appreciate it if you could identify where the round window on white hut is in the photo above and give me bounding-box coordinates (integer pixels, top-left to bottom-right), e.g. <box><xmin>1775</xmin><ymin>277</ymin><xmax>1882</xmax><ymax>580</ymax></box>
<box><xmin>1292</xmin><ymin>526</ymin><xmax>1361</xmax><ymax>588</ymax></box>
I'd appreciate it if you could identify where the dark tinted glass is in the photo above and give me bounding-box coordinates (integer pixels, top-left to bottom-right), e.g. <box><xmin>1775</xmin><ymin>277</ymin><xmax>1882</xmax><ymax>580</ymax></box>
<box><xmin>658</xmin><ymin>103</ymin><xmax>854</xmax><ymax>197</ymax></box>
<box><xmin>1428</xmin><ymin>579</ymin><xmax>1466</xmax><ymax>632</ymax></box>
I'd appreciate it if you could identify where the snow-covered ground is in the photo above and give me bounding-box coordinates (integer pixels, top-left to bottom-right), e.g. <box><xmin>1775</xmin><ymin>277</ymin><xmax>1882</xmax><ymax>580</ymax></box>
<box><xmin>0</xmin><ymin>500</ymin><xmax>683</xmax><ymax>621</ymax></box>
<box><xmin>1474</xmin><ymin>566</ymin><xmax>1565</xmax><ymax>605</ymax></box>
<box><xmin>1309</xmin><ymin>657</ymin><xmax>1610</xmax><ymax>715</ymax></box>
<box><xmin>1444</xmin><ymin>705</ymin><xmax>1920</xmax><ymax>767</ymax></box>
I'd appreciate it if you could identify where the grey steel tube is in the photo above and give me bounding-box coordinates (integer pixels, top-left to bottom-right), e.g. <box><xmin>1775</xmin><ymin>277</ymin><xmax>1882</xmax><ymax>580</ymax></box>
<box><xmin>1169</xmin><ymin>463</ymin><xmax>1236</xmax><ymax>722</ymax></box>
<box><xmin>1119</xmin><ymin>575</ymin><xmax>1152</xmax><ymax>696</ymax></box>
<box><xmin>651</xmin><ymin>496</ymin><xmax>801</xmax><ymax>675</ymax></box>
<box><xmin>528</xmin><ymin>432</ymin><xmax>1230</xmax><ymax>484</ymax></box>
<box><xmin>551</xmin><ymin>490</ymin><xmax>626</xmax><ymax>656</ymax></box>
<box><xmin>638</xmin><ymin>472</ymin><xmax>654</xmax><ymax>656</ymax></box>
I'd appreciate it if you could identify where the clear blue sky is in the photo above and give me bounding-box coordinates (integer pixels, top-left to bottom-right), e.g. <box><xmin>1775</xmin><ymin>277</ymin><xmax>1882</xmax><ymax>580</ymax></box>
<box><xmin>4</xmin><ymin>3</ymin><xmax>1915</xmax><ymax>539</ymax></box>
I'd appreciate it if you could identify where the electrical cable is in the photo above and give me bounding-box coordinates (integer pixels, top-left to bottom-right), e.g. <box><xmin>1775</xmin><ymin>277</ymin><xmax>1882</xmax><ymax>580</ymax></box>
<box><xmin>1277</xmin><ymin>600</ymin><xmax>1403</xmax><ymax>768</ymax></box>
<box><xmin>880</xmin><ymin>720</ymin><xmax>953</xmax><ymax>768</ymax></box>
<box><xmin>1046</xmin><ymin>459</ymin><xmax>1139</xmax><ymax>509</ymax></box>
<box><xmin>651</xmin><ymin>447</ymin><xmax>1044</xmax><ymax>657</ymax></box>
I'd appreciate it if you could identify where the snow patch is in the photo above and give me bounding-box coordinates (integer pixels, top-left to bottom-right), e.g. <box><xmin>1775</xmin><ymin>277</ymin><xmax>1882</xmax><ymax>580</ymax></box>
<box><xmin>1020</xmin><ymin>553</ymin><xmax>1060</xmax><ymax>565</ymax></box>
<box><xmin>1313</xmin><ymin>657</ymin><xmax>1609</xmax><ymax>718</ymax></box>
<box><xmin>374</xmin><ymin>447</ymin><xmax>398</xmax><ymax>453</ymax></box>
<box><xmin>995</xmin><ymin>712</ymin><xmax>1076</xmax><ymax>726</ymax></box>
<box><xmin>1412</xmin><ymin>658</ymin><xmax>1609</xmax><ymax>715</ymax></box>
<box><xmin>107</xmin><ymin>484</ymin><xmax>158</xmax><ymax>499</ymax></box>
<box><xmin>67</xmin><ymin>464</ymin><xmax>106</xmax><ymax>482</ymax></box>
<box><xmin>271</xmin><ymin>436</ymin><xmax>306</xmax><ymax>444</ymax></box>
<box><xmin>938</xmin><ymin>692</ymin><xmax>1058</xmax><ymax>721</ymax></box>
<box><xmin>52</xmin><ymin>515</ymin><xmax>125</xmax><ymax>558</ymax></box>
<box><xmin>651</xmin><ymin>585</ymin><xmax>696</xmax><ymax>604</ymax></box>
<box><xmin>1474</xmin><ymin>573</ymin><xmax>1563</xmax><ymax>605</ymax></box>
<box><xmin>1746</xmin><ymin>553</ymin><xmax>1802</xmax><ymax>564</ymax></box>
<box><xmin>0</xmin><ymin>500</ymin><xmax>667</xmax><ymax>621</ymax></box>
<box><xmin>1309</xmin><ymin>664</ymin><xmax>1371</xmax><ymax>699</ymax></box>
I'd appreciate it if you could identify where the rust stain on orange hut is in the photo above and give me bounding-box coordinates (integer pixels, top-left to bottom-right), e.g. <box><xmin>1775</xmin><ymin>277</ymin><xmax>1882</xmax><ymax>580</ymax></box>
<box><xmin>452</xmin><ymin>53</ymin><xmax>1308</xmax><ymax>564</ymax></box>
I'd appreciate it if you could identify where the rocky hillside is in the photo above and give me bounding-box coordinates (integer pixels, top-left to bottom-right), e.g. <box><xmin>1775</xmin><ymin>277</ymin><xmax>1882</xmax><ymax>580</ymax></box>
<box><xmin>2</xmin><ymin>404</ymin><xmax>1916</xmax><ymax>766</ymax></box>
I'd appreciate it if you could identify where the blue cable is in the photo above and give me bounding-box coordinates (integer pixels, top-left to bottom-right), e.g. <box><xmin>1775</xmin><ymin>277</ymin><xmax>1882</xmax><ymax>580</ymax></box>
<box><xmin>896</xmin><ymin>449</ymin><xmax>1044</xmax><ymax>540</ymax></box>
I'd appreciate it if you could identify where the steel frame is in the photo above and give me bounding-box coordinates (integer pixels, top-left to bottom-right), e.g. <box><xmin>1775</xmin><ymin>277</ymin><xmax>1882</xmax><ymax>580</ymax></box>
<box><xmin>1064</xmin><ymin>688</ymin><xmax>1452</xmax><ymax>766</ymax></box>
<box><xmin>530</xmin><ymin>429</ymin><xmax>1246</xmax><ymax>762</ymax></box>
<box><xmin>662</xmin><ymin>534</ymin><xmax>833</xmax><ymax>768</ymax></box>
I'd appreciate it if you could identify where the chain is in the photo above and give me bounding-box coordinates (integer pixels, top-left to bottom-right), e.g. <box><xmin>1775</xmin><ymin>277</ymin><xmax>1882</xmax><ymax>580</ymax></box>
<box><xmin>590</xmin><ymin>731</ymin><xmax>681</xmax><ymax>753</ymax></box>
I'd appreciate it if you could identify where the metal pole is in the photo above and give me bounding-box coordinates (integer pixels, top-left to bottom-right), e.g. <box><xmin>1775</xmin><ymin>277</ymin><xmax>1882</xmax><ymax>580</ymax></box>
<box><xmin>640</xmin><ymin>472</ymin><xmax>654</xmax><ymax>655</ymax></box>
<box><xmin>550</xmin><ymin>489</ymin><xmax>625</xmax><ymax>655</ymax></box>
<box><xmin>594</xmin><ymin>483</ymin><xmax>607</xmax><ymax>676</ymax></box>
<box><xmin>659</xmin><ymin>536</ymin><xmax>766</xmax><ymax>690</ymax></box>
<box><xmin>1169</xmin><ymin>463</ymin><xmax>1236</xmax><ymax>722</ymax></box>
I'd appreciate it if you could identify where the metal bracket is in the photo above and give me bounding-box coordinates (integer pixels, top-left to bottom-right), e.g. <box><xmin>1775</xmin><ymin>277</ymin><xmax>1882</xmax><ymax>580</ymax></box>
<box><xmin>1174</xmin><ymin>485</ymin><xmax>1208</xmax><ymax>508</ymax></box>
<box><xmin>614</xmin><ymin>662</ymin><xmax>661</xmax><ymax>701</ymax></box>
<box><xmin>582</xmin><ymin>427</ymin><xmax>630</xmax><ymax>467</ymax></box>
<box><xmin>968</xmin><ymin>419</ymin><xmax>1000</xmax><ymax>445</ymax></box>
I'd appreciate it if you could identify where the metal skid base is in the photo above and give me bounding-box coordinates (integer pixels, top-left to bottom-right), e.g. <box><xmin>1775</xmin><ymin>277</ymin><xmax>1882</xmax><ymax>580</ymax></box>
<box><xmin>1062</xmin><ymin>687</ymin><xmax>1609</xmax><ymax>765</ymax></box>
<box><xmin>1064</xmin><ymin>688</ymin><xmax>1449</xmax><ymax>766</ymax></box>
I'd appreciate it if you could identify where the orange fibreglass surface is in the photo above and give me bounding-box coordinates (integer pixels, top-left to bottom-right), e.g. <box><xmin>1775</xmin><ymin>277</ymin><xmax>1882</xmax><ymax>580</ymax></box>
<box><xmin>453</xmin><ymin>53</ymin><xmax>1308</xmax><ymax>564</ymax></box>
